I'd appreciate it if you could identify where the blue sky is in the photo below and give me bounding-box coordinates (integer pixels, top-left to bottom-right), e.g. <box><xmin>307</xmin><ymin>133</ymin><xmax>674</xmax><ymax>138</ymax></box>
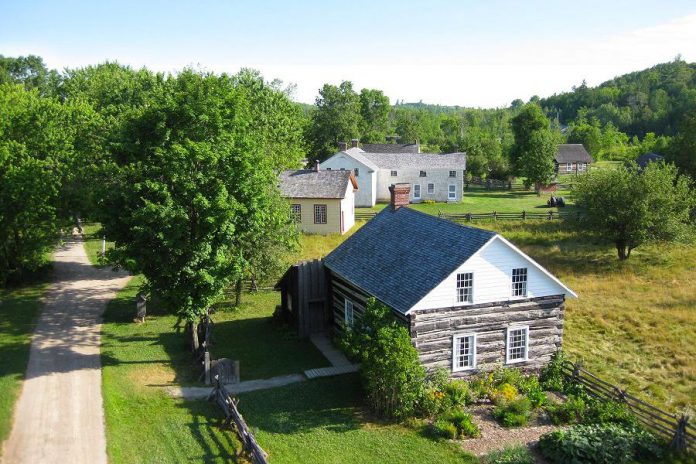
<box><xmin>2</xmin><ymin>0</ymin><xmax>696</xmax><ymax>107</ymax></box>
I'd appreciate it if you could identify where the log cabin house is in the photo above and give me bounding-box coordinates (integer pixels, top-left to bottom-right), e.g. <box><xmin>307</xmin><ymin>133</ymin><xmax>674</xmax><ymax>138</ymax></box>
<box><xmin>277</xmin><ymin>183</ymin><xmax>576</xmax><ymax>376</ymax></box>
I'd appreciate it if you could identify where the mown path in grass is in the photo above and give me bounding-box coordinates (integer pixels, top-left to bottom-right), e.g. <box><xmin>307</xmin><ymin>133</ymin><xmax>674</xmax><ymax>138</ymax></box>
<box><xmin>0</xmin><ymin>277</ymin><xmax>49</xmax><ymax>458</ymax></box>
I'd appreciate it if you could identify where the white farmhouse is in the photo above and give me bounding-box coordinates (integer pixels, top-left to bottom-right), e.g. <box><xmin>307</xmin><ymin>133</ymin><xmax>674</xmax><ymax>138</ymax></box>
<box><xmin>320</xmin><ymin>143</ymin><xmax>466</xmax><ymax>207</ymax></box>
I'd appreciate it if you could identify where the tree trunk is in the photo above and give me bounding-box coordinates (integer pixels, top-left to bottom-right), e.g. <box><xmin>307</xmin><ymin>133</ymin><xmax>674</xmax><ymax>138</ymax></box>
<box><xmin>235</xmin><ymin>278</ymin><xmax>242</xmax><ymax>306</ymax></box>
<box><xmin>616</xmin><ymin>241</ymin><xmax>629</xmax><ymax>260</ymax></box>
<box><xmin>191</xmin><ymin>321</ymin><xmax>200</xmax><ymax>352</ymax></box>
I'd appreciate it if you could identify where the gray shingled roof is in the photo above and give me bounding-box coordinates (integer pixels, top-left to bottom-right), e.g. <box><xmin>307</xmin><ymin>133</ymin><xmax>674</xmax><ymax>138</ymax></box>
<box><xmin>555</xmin><ymin>144</ymin><xmax>594</xmax><ymax>164</ymax></box>
<box><xmin>361</xmin><ymin>143</ymin><xmax>420</xmax><ymax>153</ymax></box>
<box><xmin>360</xmin><ymin>151</ymin><xmax>466</xmax><ymax>169</ymax></box>
<box><xmin>324</xmin><ymin>207</ymin><xmax>496</xmax><ymax>314</ymax></box>
<box><xmin>635</xmin><ymin>152</ymin><xmax>664</xmax><ymax>168</ymax></box>
<box><xmin>279</xmin><ymin>170</ymin><xmax>354</xmax><ymax>199</ymax></box>
<box><xmin>340</xmin><ymin>147</ymin><xmax>379</xmax><ymax>171</ymax></box>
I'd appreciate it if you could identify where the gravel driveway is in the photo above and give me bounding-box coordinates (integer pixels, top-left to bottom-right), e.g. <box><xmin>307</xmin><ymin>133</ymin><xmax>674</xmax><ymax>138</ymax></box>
<box><xmin>2</xmin><ymin>237</ymin><xmax>130</xmax><ymax>464</ymax></box>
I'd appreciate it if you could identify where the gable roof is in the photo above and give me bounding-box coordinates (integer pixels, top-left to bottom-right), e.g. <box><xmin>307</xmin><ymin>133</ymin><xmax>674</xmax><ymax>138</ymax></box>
<box><xmin>279</xmin><ymin>170</ymin><xmax>357</xmax><ymax>199</ymax></box>
<box><xmin>635</xmin><ymin>152</ymin><xmax>664</xmax><ymax>168</ymax></box>
<box><xmin>555</xmin><ymin>144</ymin><xmax>594</xmax><ymax>164</ymax></box>
<box><xmin>334</xmin><ymin>147</ymin><xmax>379</xmax><ymax>171</ymax></box>
<box><xmin>361</xmin><ymin>143</ymin><xmax>420</xmax><ymax>153</ymax></box>
<box><xmin>360</xmin><ymin>151</ymin><xmax>466</xmax><ymax>170</ymax></box>
<box><xmin>324</xmin><ymin>207</ymin><xmax>495</xmax><ymax>314</ymax></box>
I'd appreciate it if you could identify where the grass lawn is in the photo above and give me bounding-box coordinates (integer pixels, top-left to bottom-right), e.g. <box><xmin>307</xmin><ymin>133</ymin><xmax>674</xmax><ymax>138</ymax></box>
<box><xmin>82</xmin><ymin>222</ymin><xmax>114</xmax><ymax>267</ymax></box>
<box><xmin>0</xmin><ymin>273</ymin><xmax>50</xmax><ymax>454</ymax></box>
<box><xmin>238</xmin><ymin>374</ymin><xmax>476</xmax><ymax>464</ymax></box>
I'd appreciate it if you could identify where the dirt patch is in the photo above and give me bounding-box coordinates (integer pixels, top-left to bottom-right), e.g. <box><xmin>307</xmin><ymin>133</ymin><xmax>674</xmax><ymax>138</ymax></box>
<box><xmin>460</xmin><ymin>404</ymin><xmax>560</xmax><ymax>462</ymax></box>
<box><xmin>127</xmin><ymin>363</ymin><xmax>177</xmax><ymax>390</ymax></box>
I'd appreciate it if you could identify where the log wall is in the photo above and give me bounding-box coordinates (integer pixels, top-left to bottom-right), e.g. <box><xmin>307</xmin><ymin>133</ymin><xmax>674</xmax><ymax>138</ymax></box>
<box><xmin>410</xmin><ymin>295</ymin><xmax>564</xmax><ymax>376</ymax></box>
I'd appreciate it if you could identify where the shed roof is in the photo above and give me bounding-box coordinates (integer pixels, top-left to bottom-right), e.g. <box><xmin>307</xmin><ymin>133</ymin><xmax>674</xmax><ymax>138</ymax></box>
<box><xmin>635</xmin><ymin>152</ymin><xmax>664</xmax><ymax>168</ymax></box>
<box><xmin>279</xmin><ymin>170</ymin><xmax>356</xmax><ymax>199</ymax></box>
<box><xmin>324</xmin><ymin>207</ymin><xmax>495</xmax><ymax>314</ymax></box>
<box><xmin>555</xmin><ymin>144</ymin><xmax>594</xmax><ymax>164</ymax></box>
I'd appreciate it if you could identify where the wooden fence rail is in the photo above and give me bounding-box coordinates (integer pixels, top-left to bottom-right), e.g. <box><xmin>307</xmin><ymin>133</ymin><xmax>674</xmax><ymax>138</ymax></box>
<box><xmin>561</xmin><ymin>361</ymin><xmax>694</xmax><ymax>454</ymax></box>
<box><xmin>209</xmin><ymin>377</ymin><xmax>269</xmax><ymax>464</ymax></box>
<box><xmin>357</xmin><ymin>210</ymin><xmax>578</xmax><ymax>222</ymax></box>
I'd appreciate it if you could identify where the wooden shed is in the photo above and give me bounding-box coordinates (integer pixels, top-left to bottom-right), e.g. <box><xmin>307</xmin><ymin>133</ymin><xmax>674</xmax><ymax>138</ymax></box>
<box><xmin>274</xmin><ymin>259</ymin><xmax>330</xmax><ymax>337</ymax></box>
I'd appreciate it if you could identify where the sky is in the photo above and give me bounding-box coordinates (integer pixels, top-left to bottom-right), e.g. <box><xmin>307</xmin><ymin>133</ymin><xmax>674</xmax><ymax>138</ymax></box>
<box><xmin>2</xmin><ymin>0</ymin><xmax>696</xmax><ymax>108</ymax></box>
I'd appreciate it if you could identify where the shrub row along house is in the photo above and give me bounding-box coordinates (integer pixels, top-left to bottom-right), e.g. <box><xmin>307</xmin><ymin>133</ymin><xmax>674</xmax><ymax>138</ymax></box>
<box><xmin>278</xmin><ymin>165</ymin><xmax>358</xmax><ymax>235</ymax></box>
<box><xmin>321</xmin><ymin>140</ymin><xmax>467</xmax><ymax>207</ymax></box>
<box><xmin>277</xmin><ymin>184</ymin><xmax>577</xmax><ymax>376</ymax></box>
<box><xmin>554</xmin><ymin>144</ymin><xmax>593</xmax><ymax>174</ymax></box>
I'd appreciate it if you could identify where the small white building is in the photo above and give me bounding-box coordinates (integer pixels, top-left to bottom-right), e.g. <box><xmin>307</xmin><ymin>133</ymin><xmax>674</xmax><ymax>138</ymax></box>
<box><xmin>320</xmin><ymin>144</ymin><xmax>466</xmax><ymax>207</ymax></box>
<box><xmin>278</xmin><ymin>168</ymin><xmax>358</xmax><ymax>235</ymax></box>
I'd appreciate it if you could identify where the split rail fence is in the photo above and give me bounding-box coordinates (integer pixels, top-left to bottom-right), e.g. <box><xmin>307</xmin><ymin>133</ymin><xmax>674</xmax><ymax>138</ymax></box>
<box><xmin>561</xmin><ymin>361</ymin><xmax>694</xmax><ymax>454</ymax></box>
<box><xmin>209</xmin><ymin>378</ymin><xmax>269</xmax><ymax>464</ymax></box>
<box><xmin>357</xmin><ymin>210</ymin><xmax>577</xmax><ymax>222</ymax></box>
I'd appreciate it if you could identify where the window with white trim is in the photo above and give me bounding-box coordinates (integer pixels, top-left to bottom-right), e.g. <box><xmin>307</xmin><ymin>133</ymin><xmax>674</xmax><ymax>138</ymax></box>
<box><xmin>354</xmin><ymin>168</ymin><xmax>359</xmax><ymax>177</ymax></box>
<box><xmin>579</xmin><ymin>162</ymin><xmax>587</xmax><ymax>171</ymax></box>
<box><xmin>506</xmin><ymin>326</ymin><xmax>528</xmax><ymax>363</ymax></box>
<box><xmin>452</xmin><ymin>333</ymin><xmax>476</xmax><ymax>371</ymax></box>
<box><xmin>449</xmin><ymin>170</ymin><xmax>457</xmax><ymax>178</ymax></box>
<box><xmin>566</xmin><ymin>162</ymin><xmax>573</xmax><ymax>172</ymax></box>
<box><xmin>344</xmin><ymin>299</ymin><xmax>354</xmax><ymax>328</ymax></box>
<box><xmin>314</xmin><ymin>204</ymin><xmax>327</xmax><ymax>224</ymax></box>
<box><xmin>427</xmin><ymin>183</ymin><xmax>434</xmax><ymax>194</ymax></box>
<box><xmin>413</xmin><ymin>184</ymin><xmax>421</xmax><ymax>199</ymax></box>
<box><xmin>456</xmin><ymin>272</ymin><xmax>473</xmax><ymax>304</ymax></box>
<box><xmin>448</xmin><ymin>184</ymin><xmax>457</xmax><ymax>200</ymax></box>
<box><xmin>290</xmin><ymin>204</ymin><xmax>301</xmax><ymax>222</ymax></box>
<box><xmin>391</xmin><ymin>170</ymin><xmax>398</xmax><ymax>176</ymax></box>
<box><xmin>512</xmin><ymin>267</ymin><xmax>527</xmax><ymax>297</ymax></box>
<box><xmin>419</xmin><ymin>170</ymin><xmax>427</xmax><ymax>177</ymax></box>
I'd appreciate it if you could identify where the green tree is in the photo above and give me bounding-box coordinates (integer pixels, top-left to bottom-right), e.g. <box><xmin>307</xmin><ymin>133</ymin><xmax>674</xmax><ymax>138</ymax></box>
<box><xmin>0</xmin><ymin>54</ymin><xmax>57</xmax><ymax>93</ymax></box>
<box><xmin>510</xmin><ymin>103</ymin><xmax>556</xmax><ymax>191</ymax></box>
<box><xmin>100</xmin><ymin>70</ymin><xmax>299</xmax><ymax>344</ymax></box>
<box><xmin>573</xmin><ymin>162</ymin><xmax>694</xmax><ymax>260</ymax></box>
<box><xmin>359</xmin><ymin>88</ymin><xmax>390</xmax><ymax>143</ymax></box>
<box><xmin>668</xmin><ymin>108</ymin><xmax>696</xmax><ymax>178</ymax></box>
<box><xmin>308</xmin><ymin>81</ymin><xmax>361</xmax><ymax>160</ymax></box>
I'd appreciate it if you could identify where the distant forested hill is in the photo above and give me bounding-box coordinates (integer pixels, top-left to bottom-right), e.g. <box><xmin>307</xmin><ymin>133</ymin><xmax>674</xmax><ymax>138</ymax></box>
<box><xmin>540</xmin><ymin>60</ymin><xmax>696</xmax><ymax>138</ymax></box>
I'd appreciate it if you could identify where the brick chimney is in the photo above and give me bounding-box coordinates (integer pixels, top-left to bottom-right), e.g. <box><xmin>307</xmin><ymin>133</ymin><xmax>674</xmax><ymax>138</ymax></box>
<box><xmin>351</xmin><ymin>138</ymin><xmax>359</xmax><ymax>148</ymax></box>
<box><xmin>338</xmin><ymin>141</ymin><xmax>347</xmax><ymax>151</ymax></box>
<box><xmin>314</xmin><ymin>159</ymin><xmax>320</xmax><ymax>172</ymax></box>
<box><xmin>388</xmin><ymin>183</ymin><xmax>411</xmax><ymax>210</ymax></box>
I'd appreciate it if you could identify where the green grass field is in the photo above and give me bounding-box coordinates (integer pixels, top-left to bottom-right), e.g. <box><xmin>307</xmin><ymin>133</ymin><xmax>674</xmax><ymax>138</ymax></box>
<box><xmin>81</xmin><ymin>222</ymin><xmax>114</xmax><ymax>267</ymax></box>
<box><xmin>0</xmin><ymin>273</ymin><xmax>50</xmax><ymax>454</ymax></box>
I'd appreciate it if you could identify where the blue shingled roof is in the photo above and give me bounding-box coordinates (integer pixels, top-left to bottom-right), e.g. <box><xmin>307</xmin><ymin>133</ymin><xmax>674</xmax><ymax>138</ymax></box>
<box><xmin>324</xmin><ymin>207</ymin><xmax>496</xmax><ymax>315</ymax></box>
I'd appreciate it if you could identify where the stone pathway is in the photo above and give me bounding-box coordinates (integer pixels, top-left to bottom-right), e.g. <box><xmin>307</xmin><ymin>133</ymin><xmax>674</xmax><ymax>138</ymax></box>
<box><xmin>2</xmin><ymin>238</ymin><xmax>131</xmax><ymax>464</ymax></box>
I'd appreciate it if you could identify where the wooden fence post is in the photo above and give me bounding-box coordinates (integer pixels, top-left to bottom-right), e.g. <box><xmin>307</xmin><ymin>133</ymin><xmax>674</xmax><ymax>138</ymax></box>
<box><xmin>670</xmin><ymin>414</ymin><xmax>689</xmax><ymax>452</ymax></box>
<box><xmin>571</xmin><ymin>361</ymin><xmax>582</xmax><ymax>384</ymax></box>
<box><xmin>466</xmin><ymin>213</ymin><xmax>472</xmax><ymax>222</ymax></box>
<box><xmin>233</xmin><ymin>360</ymin><xmax>240</xmax><ymax>384</ymax></box>
<box><xmin>204</xmin><ymin>351</ymin><xmax>211</xmax><ymax>385</ymax></box>
<box><xmin>493</xmin><ymin>211</ymin><xmax>497</xmax><ymax>221</ymax></box>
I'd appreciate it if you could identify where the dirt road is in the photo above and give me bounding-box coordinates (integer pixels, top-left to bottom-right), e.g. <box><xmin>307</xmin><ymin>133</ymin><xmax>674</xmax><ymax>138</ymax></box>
<box><xmin>2</xmin><ymin>238</ymin><xmax>131</xmax><ymax>464</ymax></box>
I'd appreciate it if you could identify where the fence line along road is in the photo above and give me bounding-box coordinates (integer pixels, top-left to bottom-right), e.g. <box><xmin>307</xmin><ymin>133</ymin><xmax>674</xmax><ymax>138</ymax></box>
<box><xmin>561</xmin><ymin>360</ymin><xmax>694</xmax><ymax>454</ymax></box>
<box><xmin>355</xmin><ymin>210</ymin><xmax>577</xmax><ymax>222</ymax></box>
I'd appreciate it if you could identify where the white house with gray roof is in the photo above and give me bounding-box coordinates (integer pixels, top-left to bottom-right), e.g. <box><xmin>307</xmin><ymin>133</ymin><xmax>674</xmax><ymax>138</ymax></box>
<box><xmin>320</xmin><ymin>146</ymin><xmax>466</xmax><ymax>207</ymax></box>
<box><xmin>278</xmin><ymin>168</ymin><xmax>358</xmax><ymax>235</ymax></box>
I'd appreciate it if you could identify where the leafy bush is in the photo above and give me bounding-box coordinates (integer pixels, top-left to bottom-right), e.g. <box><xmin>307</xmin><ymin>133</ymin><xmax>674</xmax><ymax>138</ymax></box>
<box><xmin>516</xmin><ymin>375</ymin><xmax>547</xmax><ymax>408</ymax></box>
<box><xmin>492</xmin><ymin>397</ymin><xmax>532</xmax><ymax>427</ymax></box>
<box><xmin>584</xmin><ymin>397</ymin><xmax>637</xmax><ymax>427</ymax></box>
<box><xmin>418</xmin><ymin>371</ymin><xmax>473</xmax><ymax>417</ymax></box>
<box><xmin>491</xmin><ymin>383</ymin><xmax>519</xmax><ymax>405</ymax></box>
<box><xmin>432</xmin><ymin>418</ymin><xmax>458</xmax><ymax>439</ymax></box>
<box><xmin>483</xmin><ymin>445</ymin><xmax>535</xmax><ymax>464</ymax></box>
<box><xmin>491</xmin><ymin>365</ymin><xmax>524</xmax><ymax>387</ymax></box>
<box><xmin>545</xmin><ymin>395</ymin><xmax>585</xmax><ymax>425</ymax></box>
<box><xmin>437</xmin><ymin>409</ymin><xmax>481</xmax><ymax>439</ymax></box>
<box><xmin>539</xmin><ymin>423</ymin><xmax>664</xmax><ymax>464</ymax></box>
<box><xmin>469</xmin><ymin>374</ymin><xmax>494</xmax><ymax>401</ymax></box>
<box><xmin>443</xmin><ymin>379</ymin><xmax>472</xmax><ymax>409</ymax></box>
<box><xmin>539</xmin><ymin>350</ymin><xmax>567</xmax><ymax>392</ymax></box>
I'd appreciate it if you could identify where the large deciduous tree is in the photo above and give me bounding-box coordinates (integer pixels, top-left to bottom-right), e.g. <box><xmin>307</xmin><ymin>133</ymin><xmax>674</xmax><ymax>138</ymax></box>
<box><xmin>308</xmin><ymin>81</ymin><xmax>361</xmax><ymax>160</ymax></box>
<box><xmin>573</xmin><ymin>162</ymin><xmax>694</xmax><ymax>260</ymax></box>
<box><xmin>510</xmin><ymin>103</ymin><xmax>557</xmax><ymax>192</ymax></box>
<box><xmin>668</xmin><ymin>108</ymin><xmax>696</xmax><ymax>178</ymax></box>
<box><xmin>100</xmin><ymin>70</ymin><xmax>300</xmax><ymax>340</ymax></box>
<box><xmin>359</xmin><ymin>88</ymin><xmax>390</xmax><ymax>143</ymax></box>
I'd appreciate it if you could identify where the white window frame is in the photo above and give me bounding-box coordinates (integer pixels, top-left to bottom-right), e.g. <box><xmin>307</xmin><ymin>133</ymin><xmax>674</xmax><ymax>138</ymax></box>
<box><xmin>506</xmin><ymin>326</ymin><xmax>529</xmax><ymax>364</ymax></box>
<box><xmin>566</xmin><ymin>162</ymin><xmax>573</xmax><ymax>172</ymax></box>
<box><xmin>391</xmin><ymin>170</ymin><xmax>398</xmax><ymax>176</ymax></box>
<box><xmin>448</xmin><ymin>184</ymin><xmax>457</xmax><ymax>200</ymax></box>
<box><xmin>344</xmin><ymin>299</ymin><xmax>354</xmax><ymax>328</ymax></box>
<box><xmin>413</xmin><ymin>184</ymin><xmax>421</xmax><ymax>199</ymax></box>
<box><xmin>427</xmin><ymin>183</ymin><xmax>435</xmax><ymax>194</ymax></box>
<box><xmin>449</xmin><ymin>170</ymin><xmax>457</xmax><ymax>178</ymax></box>
<box><xmin>452</xmin><ymin>333</ymin><xmax>476</xmax><ymax>372</ymax></box>
<box><xmin>314</xmin><ymin>204</ymin><xmax>327</xmax><ymax>224</ymax></box>
<box><xmin>511</xmin><ymin>267</ymin><xmax>528</xmax><ymax>297</ymax></box>
<box><xmin>579</xmin><ymin>162</ymin><xmax>587</xmax><ymax>172</ymax></box>
<box><xmin>456</xmin><ymin>272</ymin><xmax>473</xmax><ymax>304</ymax></box>
<box><xmin>354</xmin><ymin>168</ymin><xmax>359</xmax><ymax>177</ymax></box>
<box><xmin>290</xmin><ymin>204</ymin><xmax>301</xmax><ymax>222</ymax></box>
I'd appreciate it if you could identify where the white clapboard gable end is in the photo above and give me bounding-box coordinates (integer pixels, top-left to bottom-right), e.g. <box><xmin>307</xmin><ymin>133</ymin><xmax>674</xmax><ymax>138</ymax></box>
<box><xmin>409</xmin><ymin>235</ymin><xmax>577</xmax><ymax>313</ymax></box>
